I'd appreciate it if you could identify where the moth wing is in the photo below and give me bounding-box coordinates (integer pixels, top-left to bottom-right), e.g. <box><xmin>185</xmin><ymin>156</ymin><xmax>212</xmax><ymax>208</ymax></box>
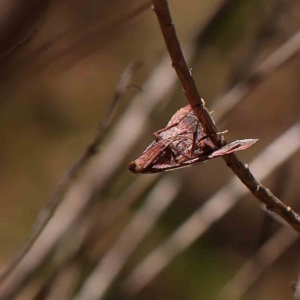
<box><xmin>208</xmin><ymin>139</ymin><xmax>258</xmax><ymax>158</ymax></box>
<box><xmin>128</xmin><ymin>140</ymin><xmax>171</xmax><ymax>173</ymax></box>
<box><xmin>166</xmin><ymin>105</ymin><xmax>192</xmax><ymax>127</ymax></box>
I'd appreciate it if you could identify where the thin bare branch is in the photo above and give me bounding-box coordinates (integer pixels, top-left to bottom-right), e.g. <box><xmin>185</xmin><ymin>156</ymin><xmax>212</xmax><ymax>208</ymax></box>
<box><xmin>151</xmin><ymin>0</ymin><xmax>300</xmax><ymax>232</ymax></box>
<box><xmin>122</xmin><ymin>121</ymin><xmax>300</xmax><ymax>296</ymax></box>
<box><xmin>0</xmin><ymin>62</ymin><xmax>139</xmax><ymax>286</ymax></box>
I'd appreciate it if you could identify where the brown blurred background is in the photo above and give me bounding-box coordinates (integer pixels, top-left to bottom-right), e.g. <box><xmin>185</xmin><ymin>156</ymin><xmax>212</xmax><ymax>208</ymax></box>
<box><xmin>1</xmin><ymin>0</ymin><xmax>300</xmax><ymax>299</ymax></box>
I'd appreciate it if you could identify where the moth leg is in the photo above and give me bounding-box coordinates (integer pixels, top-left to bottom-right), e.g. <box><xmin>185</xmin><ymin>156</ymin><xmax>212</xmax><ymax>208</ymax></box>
<box><xmin>187</xmin><ymin>120</ymin><xmax>210</xmax><ymax>158</ymax></box>
<box><xmin>199</xmin><ymin>130</ymin><xmax>228</xmax><ymax>146</ymax></box>
<box><xmin>169</xmin><ymin>147</ymin><xmax>179</xmax><ymax>163</ymax></box>
<box><xmin>190</xmin><ymin>119</ymin><xmax>200</xmax><ymax>157</ymax></box>
<box><xmin>170</xmin><ymin>126</ymin><xmax>208</xmax><ymax>159</ymax></box>
<box><xmin>175</xmin><ymin>119</ymin><xmax>211</xmax><ymax>158</ymax></box>
<box><xmin>186</xmin><ymin>122</ymin><xmax>226</xmax><ymax>158</ymax></box>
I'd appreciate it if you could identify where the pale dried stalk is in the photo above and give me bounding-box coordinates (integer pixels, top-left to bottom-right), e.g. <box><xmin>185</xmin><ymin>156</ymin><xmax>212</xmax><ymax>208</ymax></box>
<box><xmin>0</xmin><ymin>44</ymin><xmax>196</xmax><ymax>300</ymax></box>
<box><xmin>217</xmin><ymin>226</ymin><xmax>299</xmax><ymax>300</ymax></box>
<box><xmin>0</xmin><ymin>62</ymin><xmax>139</xmax><ymax>286</ymax></box>
<box><xmin>213</xmin><ymin>29</ymin><xmax>300</xmax><ymax>121</ymax></box>
<box><xmin>72</xmin><ymin>175</ymin><xmax>181</xmax><ymax>300</ymax></box>
<box><xmin>33</xmin><ymin>174</ymin><xmax>158</xmax><ymax>300</ymax></box>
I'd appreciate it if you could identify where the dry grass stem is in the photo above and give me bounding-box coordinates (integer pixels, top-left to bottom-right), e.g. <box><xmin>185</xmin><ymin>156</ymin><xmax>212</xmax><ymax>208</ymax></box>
<box><xmin>217</xmin><ymin>226</ymin><xmax>299</xmax><ymax>300</ymax></box>
<box><xmin>33</xmin><ymin>174</ymin><xmax>158</xmax><ymax>300</ymax></box>
<box><xmin>0</xmin><ymin>43</ymin><xmax>197</xmax><ymax>300</ymax></box>
<box><xmin>213</xmin><ymin>29</ymin><xmax>300</xmax><ymax>121</ymax></box>
<box><xmin>0</xmin><ymin>62</ymin><xmax>139</xmax><ymax>296</ymax></box>
<box><xmin>72</xmin><ymin>176</ymin><xmax>181</xmax><ymax>300</ymax></box>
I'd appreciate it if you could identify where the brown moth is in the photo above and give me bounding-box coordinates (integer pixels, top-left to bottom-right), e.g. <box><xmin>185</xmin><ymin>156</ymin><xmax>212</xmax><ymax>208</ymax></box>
<box><xmin>129</xmin><ymin>105</ymin><xmax>257</xmax><ymax>174</ymax></box>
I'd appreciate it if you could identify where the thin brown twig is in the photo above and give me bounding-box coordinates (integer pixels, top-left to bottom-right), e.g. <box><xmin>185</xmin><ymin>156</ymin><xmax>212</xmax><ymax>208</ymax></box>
<box><xmin>0</xmin><ymin>62</ymin><xmax>139</xmax><ymax>285</ymax></box>
<box><xmin>122</xmin><ymin>121</ymin><xmax>300</xmax><ymax>297</ymax></box>
<box><xmin>120</xmin><ymin>24</ymin><xmax>300</xmax><ymax>295</ymax></box>
<box><xmin>151</xmin><ymin>0</ymin><xmax>300</xmax><ymax>233</ymax></box>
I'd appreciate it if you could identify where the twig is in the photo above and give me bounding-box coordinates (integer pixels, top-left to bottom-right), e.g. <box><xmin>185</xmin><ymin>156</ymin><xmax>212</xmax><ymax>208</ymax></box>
<box><xmin>0</xmin><ymin>62</ymin><xmax>139</xmax><ymax>286</ymax></box>
<box><xmin>72</xmin><ymin>175</ymin><xmax>181</xmax><ymax>300</ymax></box>
<box><xmin>151</xmin><ymin>0</ymin><xmax>300</xmax><ymax>233</ymax></box>
<box><xmin>217</xmin><ymin>226</ymin><xmax>299</xmax><ymax>300</ymax></box>
<box><xmin>122</xmin><ymin>121</ymin><xmax>300</xmax><ymax>297</ymax></box>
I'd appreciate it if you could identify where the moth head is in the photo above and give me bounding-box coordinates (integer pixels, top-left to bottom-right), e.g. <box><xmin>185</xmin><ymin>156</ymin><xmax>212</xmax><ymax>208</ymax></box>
<box><xmin>128</xmin><ymin>161</ymin><xmax>142</xmax><ymax>173</ymax></box>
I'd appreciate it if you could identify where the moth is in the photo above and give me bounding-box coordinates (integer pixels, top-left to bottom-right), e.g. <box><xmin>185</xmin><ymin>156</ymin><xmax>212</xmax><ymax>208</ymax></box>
<box><xmin>129</xmin><ymin>105</ymin><xmax>257</xmax><ymax>174</ymax></box>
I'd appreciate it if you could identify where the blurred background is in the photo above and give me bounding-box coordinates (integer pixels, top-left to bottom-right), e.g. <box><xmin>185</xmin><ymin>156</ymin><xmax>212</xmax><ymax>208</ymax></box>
<box><xmin>1</xmin><ymin>0</ymin><xmax>300</xmax><ymax>299</ymax></box>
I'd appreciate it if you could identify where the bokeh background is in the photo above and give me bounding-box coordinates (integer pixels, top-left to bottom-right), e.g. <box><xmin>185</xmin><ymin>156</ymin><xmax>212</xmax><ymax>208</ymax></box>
<box><xmin>1</xmin><ymin>0</ymin><xmax>300</xmax><ymax>299</ymax></box>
